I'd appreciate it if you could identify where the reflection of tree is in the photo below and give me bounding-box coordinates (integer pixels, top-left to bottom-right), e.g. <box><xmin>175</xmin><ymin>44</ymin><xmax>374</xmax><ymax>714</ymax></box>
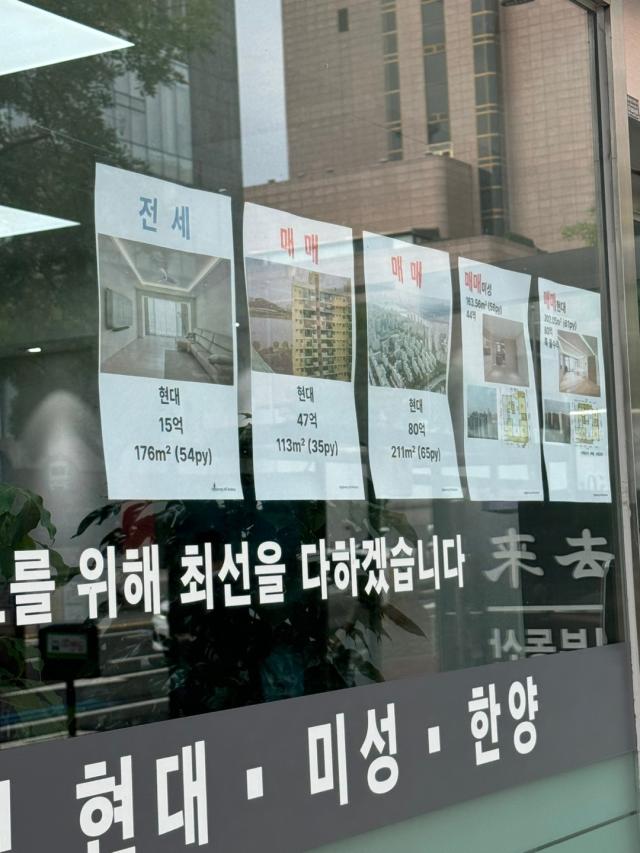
<box><xmin>0</xmin><ymin>484</ymin><xmax>68</xmax><ymax>725</ymax></box>
<box><xmin>0</xmin><ymin>1</ymin><xmax>221</xmax><ymax>730</ymax></box>
<box><xmin>76</xmin><ymin>425</ymin><xmax>426</xmax><ymax>714</ymax></box>
<box><xmin>0</xmin><ymin>1</ymin><xmax>219</xmax><ymax>348</ymax></box>
<box><xmin>0</xmin><ymin>4</ymin><xmax>434</xmax><ymax>735</ymax></box>
<box><xmin>561</xmin><ymin>208</ymin><xmax>597</xmax><ymax>247</ymax></box>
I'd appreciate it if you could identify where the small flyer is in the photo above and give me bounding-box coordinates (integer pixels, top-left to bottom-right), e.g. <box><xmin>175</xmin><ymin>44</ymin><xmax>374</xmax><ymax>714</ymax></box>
<box><xmin>538</xmin><ymin>279</ymin><xmax>611</xmax><ymax>502</ymax></box>
<box><xmin>243</xmin><ymin>202</ymin><xmax>364</xmax><ymax>500</ymax></box>
<box><xmin>95</xmin><ymin>164</ymin><xmax>242</xmax><ymax>500</ymax></box>
<box><xmin>459</xmin><ymin>257</ymin><xmax>543</xmax><ymax>501</ymax></box>
<box><xmin>363</xmin><ymin>232</ymin><xmax>462</xmax><ymax>499</ymax></box>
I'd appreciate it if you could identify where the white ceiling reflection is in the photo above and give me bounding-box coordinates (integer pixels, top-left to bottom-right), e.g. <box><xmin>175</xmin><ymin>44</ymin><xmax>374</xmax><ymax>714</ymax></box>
<box><xmin>1</xmin><ymin>0</ymin><xmax>133</xmax><ymax>77</ymax></box>
<box><xmin>0</xmin><ymin>205</ymin><xmax>78</xmax><ymax>239</ymax></box>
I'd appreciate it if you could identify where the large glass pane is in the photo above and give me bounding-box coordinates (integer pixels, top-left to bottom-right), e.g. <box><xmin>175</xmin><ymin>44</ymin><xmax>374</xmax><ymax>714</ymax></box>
<box><xmin>0</xmin><ymin>0</ymin><xmax>624</xmax><ymax>766</ymax></box>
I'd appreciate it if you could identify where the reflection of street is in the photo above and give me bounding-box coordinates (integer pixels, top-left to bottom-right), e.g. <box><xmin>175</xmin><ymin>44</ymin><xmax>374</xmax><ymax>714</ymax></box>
<box><xmin>0</xmin><ymin>616</ymin><xmax>168</xmax><ymax>744</ymax></box>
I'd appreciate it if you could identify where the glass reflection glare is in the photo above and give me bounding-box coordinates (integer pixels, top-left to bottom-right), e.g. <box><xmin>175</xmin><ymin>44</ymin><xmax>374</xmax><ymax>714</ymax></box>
<box><xmin>1</xmin><ymin>0</ymin><xmax>132</xmax><ymax>77</ymax></box>
<box><xmin>0</xmin><ymin>205</ymin><xmax>78</xmax><ymax>239</ymax></box>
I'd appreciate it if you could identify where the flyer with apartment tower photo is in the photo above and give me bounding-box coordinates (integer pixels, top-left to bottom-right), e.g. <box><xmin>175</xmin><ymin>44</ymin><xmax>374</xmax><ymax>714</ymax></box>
<box><xmin>363</xmin><ymin>232</ymin><xmax>462</xmax><ymax>499</ymax></box>
<box><xmin>538</xmin><ymin>278</ymin><xmax>611</xmax><ymax>502</ymax></box>
<box><xmin>459</xmin><ymin>258</ymin><xmax>543</xmax><ymax>501</ymax></box>
<box><xmin>244</xmin><ymin>202</ymin><xmax>364</xmax><ymax>500</ymax></box>
<box><xmin>95</xmin><ymin>164</ymin><xmax>242</xmax><ymax>499</ymax></box>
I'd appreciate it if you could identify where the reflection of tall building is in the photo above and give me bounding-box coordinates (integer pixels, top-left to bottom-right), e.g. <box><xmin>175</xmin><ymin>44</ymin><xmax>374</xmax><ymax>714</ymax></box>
<box><xmin>108</xmin><ymin>0</ymin><xmax>242</xmax><ymax>196</ymax></box>
<box><xmin>247</xmin><ymin>0</ymin><xmax>596</xmax><ymax>259</ymax></box>
<box><xmin>109</xmin><ymin>61</ymin><xmax>195</xmax><ymax>184</ymax></box>
<box><xmin>291</xmin><ymin>274</ymin><xmax>351</xmax><ymax>380</ymax></box>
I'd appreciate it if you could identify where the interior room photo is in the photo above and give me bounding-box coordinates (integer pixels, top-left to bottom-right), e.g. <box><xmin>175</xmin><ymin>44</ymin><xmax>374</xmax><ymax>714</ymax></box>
<box><xmin>98</xmin><ymin>234</ymin><xmax>234</xmax><ymax>384</ymax></box>
<box><xmin>558</xmin><ymin>331</ymin><xmax>601</xmax><ymax>396</ymax></box>
<box><xmin>482</xmin><ymin>314</ymin><xmax>529</xmax><ymax>387</ymax></box>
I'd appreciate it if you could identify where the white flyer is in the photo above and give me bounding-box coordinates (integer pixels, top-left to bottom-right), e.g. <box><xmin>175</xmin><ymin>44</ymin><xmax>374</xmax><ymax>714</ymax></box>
<box><xmin>363</xmin><ymin>232</ymin><xmax>462</xmax><ymax>499</ymax></box>
<box><xmin>538</xmin><ymin>279</ymin><xmax>611</xmax><ymax>502</ymax></box>
<box><xmin>95</xmin><ymin>164</ymin><xmax>242</xmax><ymax>500</ymax></box>
<box><xmin>459</xmin><ymin>257</ymin><xmax>543</xmax><ymax>501</ymax></box>
<box><xmin>243</xmin><ymin>202</ymin><xmax>364</xmax><ymax>500</ymax></box>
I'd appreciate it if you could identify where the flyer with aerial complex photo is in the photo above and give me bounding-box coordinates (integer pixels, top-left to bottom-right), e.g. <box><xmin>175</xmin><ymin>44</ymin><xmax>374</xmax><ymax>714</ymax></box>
<box><xmin>538</xmin><ymin>279</ymin><xmax>611</xmax><ymax>502</ymax></box>
<box><xmin>363</xmin><ymin>232</ymin><xmax>462</xmax><ymax>499</ymax></box>
<box><xmin>95</xmin><ymin>164</ymin><xmax>242</xmax><ymax>500</ymax></box>
<box><xmin>244</xmin><ymin>202</ymin><xmax>364</xmax><ymax>500</ymax></box>
<box><xmin>459</xmin><ymin>257</ymin><xmax>543</xmax><ymax>502</ymax></box>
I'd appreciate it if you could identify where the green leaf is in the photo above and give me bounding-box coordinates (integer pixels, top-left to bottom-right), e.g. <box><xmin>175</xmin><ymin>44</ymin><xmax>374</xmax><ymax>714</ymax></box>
<box><xmin>354</xmin><ymin>658</ymin><xmax>384</xmax><ymax>683</ymax></box>
<box><xmin>0</xmin><ymin>485</ymin><xmax>57</xmax><ymax>546</ymax></box>
<box><xmin>49</xmin><ymin>548</ymin><xmax>72</xmax><ymax>584</ymax></box>
<box><xmin>74</xmin><ymin>503</ymin><xmax>122</xmax><ymax>537</ymax></box>
<box><xmin>382</xmin><ymin>603</ymin><xmax>427</xmax><ymax>637</ymax></box>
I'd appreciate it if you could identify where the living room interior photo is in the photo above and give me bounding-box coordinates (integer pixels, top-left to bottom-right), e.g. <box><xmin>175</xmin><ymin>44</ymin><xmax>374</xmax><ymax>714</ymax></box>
<box><xmin>98</xmin><ymin>234</ymin><xmax>234</xmax><ymax>385</ymax></box>
<box><xmin>558</xmin><ymin>331</ymin><xmax>600</xmax><ymax>396</ymax></box>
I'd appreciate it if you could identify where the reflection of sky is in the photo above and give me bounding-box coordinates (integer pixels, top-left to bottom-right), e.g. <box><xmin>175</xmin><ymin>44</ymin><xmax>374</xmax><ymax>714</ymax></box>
<box><xmin>235</xmin><ymin>0</ymin><xmax>288</xmax><ymax>187</ymax></box>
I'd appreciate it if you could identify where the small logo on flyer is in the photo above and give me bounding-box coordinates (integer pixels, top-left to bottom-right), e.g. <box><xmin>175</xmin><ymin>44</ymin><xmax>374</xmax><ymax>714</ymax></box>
<box><xmin>212</xmin><ymin>483</ymin><xmax>236</xmax><ymax>493</ymax></box>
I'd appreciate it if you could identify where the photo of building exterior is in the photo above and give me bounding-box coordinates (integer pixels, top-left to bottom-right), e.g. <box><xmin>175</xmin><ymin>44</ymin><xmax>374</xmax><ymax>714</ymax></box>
<box><xmin>367</xmin><ymin>297</ymin><xmax>449</xmax><ymax>392</ymax></box>
<box><xmin>246</xmin><ymin>257</ymin><xmax>352</xmax><ymax>381</ymax></box>
<box><xmin>482</xmin><ymin>314</ymin><xmax>529</xmax><ymax>387</ymax></box>
<box><xmin>98</xmin><ymin>235</ymin><xmax>234</xmax><ymax>384</ymax></box>
<box><xmin>544</xmin><ymin>400</ymin><xmax>572</xmax><ymax>444</ymax></box>
<box><xmin>467</xmin><ymin>384</ymin><xmax>499</xmax><ymax>439</ymax></box>
<box><xmin>291</xmin><ymin>275</ymin><xmax>351</xmax><ymax>381</ymax></box>
<box><xmin>558</xmin><ymin>331</ymin><xmax>601</xmax><ymax>396</ymax></box>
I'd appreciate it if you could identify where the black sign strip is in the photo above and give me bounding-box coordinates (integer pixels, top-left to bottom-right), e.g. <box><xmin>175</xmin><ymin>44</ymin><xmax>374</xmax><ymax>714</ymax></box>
<box><xmin>1</xmin><ymin>644</ymin><xmax>634</xmax><ymax>852</ymax></box>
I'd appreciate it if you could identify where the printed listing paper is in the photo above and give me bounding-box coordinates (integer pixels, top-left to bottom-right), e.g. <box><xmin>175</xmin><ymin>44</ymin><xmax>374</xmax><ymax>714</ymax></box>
<box><xmin>244</xmin><ymin>202</ymin><xmax>364</xmax><ymax>500</ymax></box>
<box><xmin>459</xmin><ymin>258</ymin><xmax>543</xmax><ymax>502</ymax></box>
<box><xmin>538</xmin><ymin>279</ymin><xmax>611</xmax><ymax>502</ymax></box>
<box><xmin>363</xmin><ymin>232</ymin><xmax>462</xmax><ymax>499</ymax></box>
<box><xmin>95</xmin><ymin>164</ymin><xmax>242</xmax><ymax>500</ymax></box>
